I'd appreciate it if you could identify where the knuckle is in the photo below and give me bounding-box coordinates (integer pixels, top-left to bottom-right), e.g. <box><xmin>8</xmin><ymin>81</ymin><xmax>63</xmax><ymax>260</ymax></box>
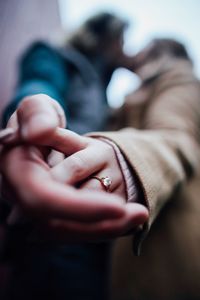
<box><xmin>102</xmin><ymin>143</ymin><xmax>115</xmax><ymax>161</ymax></box>
<box><xmin>68</xmin><ymin>154</ymin><xmax>86</xmax><ymax>181</ymax></box>
<box><xmin>92</xmin><ymin>139</ymin><xmax>114</xmax><ymax>162</ymax></box>
<box><xmin>19</xmin><ymin>94</ymin><xmax>50</xmax><ymax>110</ymax></box>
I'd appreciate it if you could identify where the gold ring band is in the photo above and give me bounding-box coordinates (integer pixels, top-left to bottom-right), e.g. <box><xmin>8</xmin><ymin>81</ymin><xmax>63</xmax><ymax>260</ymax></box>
<box><xmin>91</xmin><ymin>176</ymin><xmax>112</xmax><ymax>192</ymax></box>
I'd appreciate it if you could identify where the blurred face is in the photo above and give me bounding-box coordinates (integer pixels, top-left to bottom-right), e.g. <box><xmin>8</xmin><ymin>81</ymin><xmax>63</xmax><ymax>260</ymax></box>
<box><xmin>132</xmin><ymin>41</ymin><xmax>158</xmax><ymax>70</ymax></box>
<box><xmin>131</xmin><ymin>41</ymin><xmax>173</xmax><ymax>80</ymax></box>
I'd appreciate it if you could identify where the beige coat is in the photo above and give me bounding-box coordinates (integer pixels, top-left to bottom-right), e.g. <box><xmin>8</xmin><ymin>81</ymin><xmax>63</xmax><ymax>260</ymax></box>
<box><xmin>92</xmin><ymin>59</ymin><xmax>200</xmax><ymax>300</ymax></box>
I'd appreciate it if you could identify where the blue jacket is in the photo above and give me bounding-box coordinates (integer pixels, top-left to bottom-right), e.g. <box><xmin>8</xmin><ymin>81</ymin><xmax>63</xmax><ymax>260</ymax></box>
<box><xmin>3</xmin><ymin>41</ymin><xmax>110</xmax><ymax>133</ymax></box>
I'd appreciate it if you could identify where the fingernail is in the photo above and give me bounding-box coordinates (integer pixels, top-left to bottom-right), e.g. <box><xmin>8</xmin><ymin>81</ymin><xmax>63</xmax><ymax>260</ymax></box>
<box><xmin>22</xmin><ymin>114</ymin><xmax>57</xmax><ymax>139</ymax></box>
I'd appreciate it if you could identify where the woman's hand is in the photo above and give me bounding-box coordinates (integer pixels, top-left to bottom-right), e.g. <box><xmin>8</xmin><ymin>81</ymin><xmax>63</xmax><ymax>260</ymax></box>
<box><xmin>44</xmin><ymin>128</ymin><xmax>148</xmax><ymax>241</ymax></box>
<box><xmin>50</xmin><ymin>129</ymin><xmax>127</xmax><ymax>199</ymax></box>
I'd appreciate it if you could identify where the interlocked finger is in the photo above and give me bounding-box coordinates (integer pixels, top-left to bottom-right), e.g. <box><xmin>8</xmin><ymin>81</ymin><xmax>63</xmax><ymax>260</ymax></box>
<box><xmin>36</xmin><ymin>203</ymin><xmax>148</xmax><ymax>242</ymax></box>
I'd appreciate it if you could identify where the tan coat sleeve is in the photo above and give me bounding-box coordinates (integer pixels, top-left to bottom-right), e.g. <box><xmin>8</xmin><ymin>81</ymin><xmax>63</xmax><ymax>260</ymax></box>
<box><xmin>89</xmin><ymin>75</ymin><xmax>200</xmax><ymax>238</ymax></box>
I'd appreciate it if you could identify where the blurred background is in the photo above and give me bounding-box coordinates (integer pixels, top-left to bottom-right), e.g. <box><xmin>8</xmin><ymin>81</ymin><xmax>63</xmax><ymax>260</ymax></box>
<box><xmin>0</xmin><ymin>0</ymin><xmax>200</xmax><ymax>114</ymax></box>
<box><xmin>59</xmin><ymin>0</ymin><xmax>200</xmax><ymax>107</ymax></box>
<box><xmin>0</xmin><ymin>0</ymin><xmax>200</xmax><ymax>296</ymax></box>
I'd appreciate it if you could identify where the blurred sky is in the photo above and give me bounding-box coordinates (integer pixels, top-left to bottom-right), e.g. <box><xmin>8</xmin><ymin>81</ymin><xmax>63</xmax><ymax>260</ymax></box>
<box><xmin>59</xmin><ymin>0</ymin><xmax>200</xmax><ymax>107</ymax></box>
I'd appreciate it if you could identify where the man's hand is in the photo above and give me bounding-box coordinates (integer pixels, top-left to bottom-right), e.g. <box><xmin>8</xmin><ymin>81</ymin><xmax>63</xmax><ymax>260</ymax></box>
<box><xmin>0</xmin><ymin>93</ymin><xmax>66</xmax><ymax>145</ymax></box>
<box><xmin>0</xmin><ymin>93</ymin><xmax>67</xmax><ymax>226</ymax></box>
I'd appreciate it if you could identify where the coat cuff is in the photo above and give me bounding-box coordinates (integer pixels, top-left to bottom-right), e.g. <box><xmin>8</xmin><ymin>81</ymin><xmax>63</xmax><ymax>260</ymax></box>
<box><xmin>87</xmin><ymin>131</ymin><xmax>150</xmax><ymax>256</ymax></box>
<box><xmin>98</xmin><ymin>137</ymin><xmax>138</xmax><ymax>203</ymax></box>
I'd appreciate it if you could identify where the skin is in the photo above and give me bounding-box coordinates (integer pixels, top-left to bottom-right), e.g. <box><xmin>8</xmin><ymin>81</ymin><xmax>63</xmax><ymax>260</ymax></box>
<box><xmin>0</xmin><ymin>94</ymin><xmax>148</xmax><ymax>242</ymax></box>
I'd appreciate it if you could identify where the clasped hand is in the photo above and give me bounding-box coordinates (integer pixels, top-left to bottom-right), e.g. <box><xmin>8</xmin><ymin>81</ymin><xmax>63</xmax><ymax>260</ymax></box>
<box><xmin>0</xmin><ymin>94</ymin><xmax>148</xmax><ymax>242</ymax></box>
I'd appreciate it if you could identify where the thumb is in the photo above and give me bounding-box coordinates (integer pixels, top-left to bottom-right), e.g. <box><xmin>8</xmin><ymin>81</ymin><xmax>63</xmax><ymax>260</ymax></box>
<box><xmin>17</xmin><ymin>94</ymin><xmax>66</xmax><ymax>142</ymax></box>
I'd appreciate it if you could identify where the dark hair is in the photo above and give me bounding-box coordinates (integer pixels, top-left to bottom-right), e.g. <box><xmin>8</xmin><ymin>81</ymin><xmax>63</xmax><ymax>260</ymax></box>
<box><xmin>152</xmin><ymin>38</ymin><xmax>191</xmax><ymax>61</ymax></box>
<box><xmin>85</xmin><ymin>12</ymin><xmax>128</xmax><ymax>40</ymax></box>
<box><xmin>67</xmin><ymin>12</ymin><xmax>128</xmax><ymax>55</ymax></box>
